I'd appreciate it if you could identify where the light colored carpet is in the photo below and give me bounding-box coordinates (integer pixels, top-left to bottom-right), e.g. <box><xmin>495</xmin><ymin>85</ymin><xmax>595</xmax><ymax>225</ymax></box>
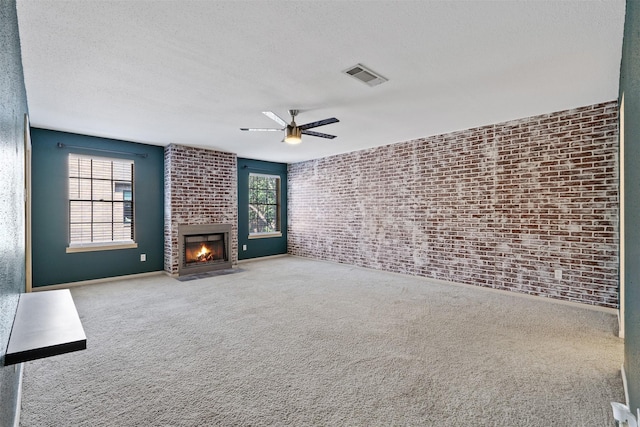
<box><xmin>20</xmin><ymin>256</ymin><xmax>623</xmax><ymax>426</ymax></box>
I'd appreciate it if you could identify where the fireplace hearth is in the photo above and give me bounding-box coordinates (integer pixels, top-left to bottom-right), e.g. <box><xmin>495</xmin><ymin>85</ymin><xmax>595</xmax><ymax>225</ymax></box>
<box><xmin>178</xmin><ymin>224</ymin><xmax>232</xmax><ymax>276</ymax></box>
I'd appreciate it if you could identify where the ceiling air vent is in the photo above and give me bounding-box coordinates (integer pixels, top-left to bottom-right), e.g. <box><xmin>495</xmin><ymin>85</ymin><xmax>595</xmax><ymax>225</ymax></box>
<box><xmin>343</xmin><ymin>63</ymin><xmax>388</xmax><ymax>87</ymax></box>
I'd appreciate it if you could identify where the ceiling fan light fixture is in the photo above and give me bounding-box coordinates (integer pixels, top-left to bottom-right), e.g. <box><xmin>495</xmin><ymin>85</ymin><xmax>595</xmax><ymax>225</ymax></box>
<box><xmin>284</xmin><ymin>126</ymin><xmax>302</xmax><ymax>144</ymax></box>
<box><xmin>241</xmin><ymin>109</ymin><xmax>337</xmax><ymax>143</ymax></box>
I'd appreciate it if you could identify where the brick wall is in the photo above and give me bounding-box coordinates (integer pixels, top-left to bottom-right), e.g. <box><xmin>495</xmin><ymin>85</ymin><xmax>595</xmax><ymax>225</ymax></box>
<box><xmin>164</xmin><ymin>144</ymin><xmax>238</xmax><ymax>274</ymax></box>
<box><xmin>288</xmin><ymin>101</ymin><xmax>619</xmax><ymax>308</ymax></box>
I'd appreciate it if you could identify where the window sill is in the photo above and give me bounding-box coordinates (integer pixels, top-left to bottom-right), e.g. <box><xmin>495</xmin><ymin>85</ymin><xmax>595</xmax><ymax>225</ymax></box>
<box><xmin>248</xmin><ymin>232</ymin><xmax>282</xmax><ymax>240</ymax></box>
<box><xmin>66</xmin><ymin>241</ymin><xmax>138</xmax><ymax>253</ymax></box>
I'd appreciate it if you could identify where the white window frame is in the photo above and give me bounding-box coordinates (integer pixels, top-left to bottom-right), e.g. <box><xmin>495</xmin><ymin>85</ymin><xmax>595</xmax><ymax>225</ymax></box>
<box><xmin>248</xmin><ymin>173</ymin><xmax>282</xmax><ymax>239</ymax></box>
<box><xmin>66</xmin><ymin>153</ymin><xmax>138</xmax><ymax>253</ymax></box>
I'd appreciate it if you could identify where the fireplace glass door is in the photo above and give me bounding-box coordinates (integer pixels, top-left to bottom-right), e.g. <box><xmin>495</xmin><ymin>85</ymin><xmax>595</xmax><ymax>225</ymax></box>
<box><xmin>183</xmin><ymin>234</ymin><xmax>227</xmax><ymax>267</ymax></box>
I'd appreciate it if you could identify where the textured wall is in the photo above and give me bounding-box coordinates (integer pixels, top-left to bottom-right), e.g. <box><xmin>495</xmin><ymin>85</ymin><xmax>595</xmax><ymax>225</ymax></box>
<box><xmin>0</xmin><ymin>0</ymin><xmax>28</xmax><ymax>424</ymax></box>
<box><xmin>621</xmin><ymin>0</ymin><xmax>640</xmax><ymax>412</ymax></box>
<box><xmin>289</xmin><ymin>102</ymin><xmax>618</xmax><ymax>308</ymax></box>
<box><xmin>164</xmin><ymin>144</ymin><xmax>238</xmax><ymax>274</ymax></box>
<box><xmin>30</xmin><ymin>129</ymin><xmax>165</xmax><ymax>287</ymax></box>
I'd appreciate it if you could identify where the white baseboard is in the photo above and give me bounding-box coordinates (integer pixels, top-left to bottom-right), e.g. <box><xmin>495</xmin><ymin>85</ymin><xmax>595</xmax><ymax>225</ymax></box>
<box><xmin>619</xmin><ymin>310</ymin><xmax>625</xmax><ymax>338</ymax></box>
<box><xmin>238</xmin><ymin>253</ymin><xmax>288</xmax><ymax>264</ymax></box>
<box><xmin>31</xmin><ymin>271</ymin><xmax>164</xmax><ymax>291</ymax></box>
<box><xmin>623</xmin><ymin>364</ymin><xmax>630</xmax><ymax>407</ymax></box>
<box><xmin>12</xmin><ymin>363</ymin><xmax>23</xmax><ymax>427</ymax></box>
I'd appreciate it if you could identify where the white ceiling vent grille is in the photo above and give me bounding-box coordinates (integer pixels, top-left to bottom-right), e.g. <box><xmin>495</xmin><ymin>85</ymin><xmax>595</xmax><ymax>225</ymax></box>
<box><xmin>343</xmin><ymin>64</ymin><xmax>388</xmax><ymax>87</ymax></box>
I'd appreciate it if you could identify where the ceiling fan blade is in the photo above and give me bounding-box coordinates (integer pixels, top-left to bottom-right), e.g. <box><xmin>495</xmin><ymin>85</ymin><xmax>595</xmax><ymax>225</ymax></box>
<box><xmin>240</xmin><ymin>128</ymin><xmax>283</xmax><ymax>131</ymax></box>
<box><xmin>301</xmin><ymin>130</ymin><xmax>337</xmax><ymax>139</ymax></box>
<box><xmin>298</xmin><ymin>117</ymin><xmax>339</xmax><ymax>130</ymax></box>
<box><xmin>262</xmin><ymin>111</ymin><xmax>288</xmax><ymax>127</ymax></box>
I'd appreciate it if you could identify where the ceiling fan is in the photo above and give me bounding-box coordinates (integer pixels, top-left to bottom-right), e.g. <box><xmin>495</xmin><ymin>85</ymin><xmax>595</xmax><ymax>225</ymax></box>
<box><xmin>240</xmin><ymin>110</ymin><xmax>339</xmax><ymax>145</ymax></box>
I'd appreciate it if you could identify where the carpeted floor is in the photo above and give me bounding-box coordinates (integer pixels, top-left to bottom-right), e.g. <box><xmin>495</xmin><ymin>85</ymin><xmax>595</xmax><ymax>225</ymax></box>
<box><xmin>20</xmin><ymin>256</ymin><xmax>624</xmax><ymax>426</ymax></box>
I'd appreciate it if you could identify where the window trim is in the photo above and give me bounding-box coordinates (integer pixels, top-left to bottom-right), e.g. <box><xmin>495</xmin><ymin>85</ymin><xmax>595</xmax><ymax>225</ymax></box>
<box><xmin>66</xmin><ymin>241</ymin><xmax>138</xmax><ymax>253</ymax></box>
<box><xmin>248</xmin><ymin>232</ymin><xmax>283</xmax><ymax>240</ymax></box>
<box><xmin>248</xmin><ymin>172</ymin><xmax>281</xmax><ymax>238</ymax></box>
<box><xmin>67</xmin><ymin>153</ymin><xmax>136</xmax><ymax>252</ymax></box>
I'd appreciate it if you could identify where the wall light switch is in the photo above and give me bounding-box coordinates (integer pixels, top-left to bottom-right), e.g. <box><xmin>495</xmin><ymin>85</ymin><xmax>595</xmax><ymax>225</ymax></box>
<box><xmin>140</xmin><ymin>254</ymin><xmax>146</xmax><ymax>262</ymax></box>
<box><xmin>242</xmin><ymin>245</ymin><xmax>247</xmax><ymax>251</ymax></box>
<box><xmin>554</xmin><ymin>269</ymin><xmax>562</xmax><ymax>280</ymax></box>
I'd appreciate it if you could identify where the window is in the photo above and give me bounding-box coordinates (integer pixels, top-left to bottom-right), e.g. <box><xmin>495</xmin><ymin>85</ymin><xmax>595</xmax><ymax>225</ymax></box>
<box><xmin>248</xmin><ymin>173</ymin><xmax>281</xmax><ymax>238</ymax></box>
<box><xmin>67</xmin><ymin>154</ymin><xmax>136</xmax><ymax>251</ymax></box>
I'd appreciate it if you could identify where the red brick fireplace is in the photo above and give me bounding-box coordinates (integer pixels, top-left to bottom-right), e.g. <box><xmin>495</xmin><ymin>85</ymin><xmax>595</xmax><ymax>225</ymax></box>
<box><xmin>164</xmin><ymin>144</ymin><xmax>238</xmax><ymax>276</ymax></box>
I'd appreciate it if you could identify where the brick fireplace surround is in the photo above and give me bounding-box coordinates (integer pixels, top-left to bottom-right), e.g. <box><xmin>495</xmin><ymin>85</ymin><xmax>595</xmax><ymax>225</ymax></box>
<box><xmin>288</xmin><ymin>101</ymin><xmax>619</xmax><ymax>308</ymax></box>
<box><xmin>164</xmin><ymin>144</ymin><xmax>238</xmax><ymax>275</ymax></box>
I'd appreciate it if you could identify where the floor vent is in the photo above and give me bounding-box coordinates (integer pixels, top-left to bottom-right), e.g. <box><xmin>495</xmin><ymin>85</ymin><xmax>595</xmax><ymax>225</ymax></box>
<box><xmin>343</xmin><ymin>63</ymin><xmax>388</xmax><ymax>87</ymax></box>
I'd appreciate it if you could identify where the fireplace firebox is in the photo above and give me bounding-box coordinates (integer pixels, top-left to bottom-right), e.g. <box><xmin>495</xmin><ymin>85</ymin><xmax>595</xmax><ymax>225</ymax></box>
<box><xmin>178</xmin><ymin>224</ymin><xmax>232</xmax><ymax>276</ymax></box>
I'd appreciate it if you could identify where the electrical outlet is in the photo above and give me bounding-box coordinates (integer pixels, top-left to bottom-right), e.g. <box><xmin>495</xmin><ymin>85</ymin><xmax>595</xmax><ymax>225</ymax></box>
<box><xmin>140</xmin><ymin>254</ymin><xmax>146</xmax><ymax>262</ymax></box>
<box><xmin>242</xmin><ymin>245</ymin><xmax>247</xmax><ymax>251</ymax></box>
<box><xmin>554</xmin><ymin>269</ymin><xmax>562</xmax><ymax>280</ymax></box>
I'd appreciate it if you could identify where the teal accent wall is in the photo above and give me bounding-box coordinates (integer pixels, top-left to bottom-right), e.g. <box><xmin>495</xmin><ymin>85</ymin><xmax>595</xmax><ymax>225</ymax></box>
<box><xmin>31</xmin><ymin>129</ymin><xmax>164</xmax><ymax>287</ymax></box>
<box><xmin>0</xmin><ymin>0</ymin><xmax>28</xmax><ymax>424</ymax></box>
<box><xmin>621</xmin><ymin>0</ymin><xmax>640</xmax><ymax>412</ymax></box>
<box><xmin>237</xmin><ymin>158</ymin><xmax>287</xmax><ymax>260</ymax></box>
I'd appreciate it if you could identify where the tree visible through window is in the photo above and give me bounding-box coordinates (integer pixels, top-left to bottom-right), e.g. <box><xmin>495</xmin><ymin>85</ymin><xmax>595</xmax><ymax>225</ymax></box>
<box><xmin>68</xmin><ymin>154</ymin><xmax>134</xmax><ymax>246</ymax></box>
<box><xmin>249</xmin><ymin>173</ymin><xmax>280</xmax><ymax>235</ymax></box>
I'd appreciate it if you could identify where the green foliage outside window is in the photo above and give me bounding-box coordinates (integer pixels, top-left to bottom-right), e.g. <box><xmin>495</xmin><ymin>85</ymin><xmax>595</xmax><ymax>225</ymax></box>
<box><xmin>249</xmin><ymin>174</ymin><xmax>280</xmax><ymax>234</ymax></box>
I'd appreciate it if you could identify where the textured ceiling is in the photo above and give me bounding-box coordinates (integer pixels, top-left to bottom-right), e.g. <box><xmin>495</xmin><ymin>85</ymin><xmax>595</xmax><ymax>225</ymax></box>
<box><xmin>17</xmin><ymin>1</ymin><xmax>626</xmax><ymax>164</ymax></box>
